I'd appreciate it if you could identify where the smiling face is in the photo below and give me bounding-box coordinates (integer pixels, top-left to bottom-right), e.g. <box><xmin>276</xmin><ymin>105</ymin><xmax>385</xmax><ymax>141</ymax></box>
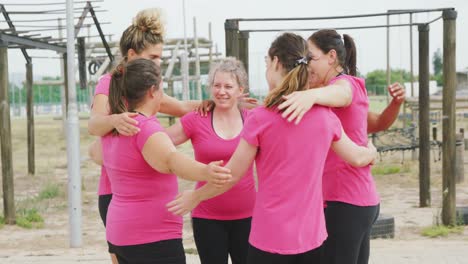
<box><xmin>210</xmin><ymin>71</ymin><xmax>244</xmax><ymax>110</ymax></box>
<box><xmin>307</xmin><ymin>40</ymin><xmax>338</xmax><ymax>88</ymax></box>
<box><xmin>127</xmin><ymin>43</ymin><xmax>163</xmax><ymax>66</ymax></box>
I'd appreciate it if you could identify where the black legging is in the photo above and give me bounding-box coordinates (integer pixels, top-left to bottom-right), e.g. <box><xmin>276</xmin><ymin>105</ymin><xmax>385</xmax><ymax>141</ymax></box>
<box><xmin>322</xmin><ymin>201</ymin><xmax>380</xmax><ymax>264</ymax></box>
<box><xmin>109</xmin><ymin>239</ymin><xmax>186</xmax><ymax>264</ymax></box>
<box><xmin>246</xmin><ymin>243</ymin><xmax>321</xmax><ymax>264</ymax></box>
<box><xmin>192</xmin><ymin>217</ymin><xmax>251</xmax><ymax>264</ymax></box>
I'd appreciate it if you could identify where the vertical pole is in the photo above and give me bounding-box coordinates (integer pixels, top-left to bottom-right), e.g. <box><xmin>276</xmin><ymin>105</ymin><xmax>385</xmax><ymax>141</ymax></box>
<box><xmin>167</xmin><ymin>80</ymin><xmax>175</xmax><ymax>125</ymax></box>
<box><xmin>26</xmin><ymin>62</ymin><xmax>35</xmax><ymax>175</ymax></box>
<box><xmin>456</xmin><ymin>130</ymin><xmax>464</xmax><ymax>183</ymax></box>
<box><xmin>193</xmin><ymin>17</ymin><xmax>202</xmax><ymax>100</ymax></box>
<box><xmin>386</xmin><ymin>13</ymin><xmax>391</xmax><ymax>104</ymax></box>
<box><xmin>66</xmin><ymin>0</ymin><xmax>82</xmax><ymax>247</ymax></box>
<box><xmin>238</xmin><ymin>31</ymin><xmax>250</xmax><ymax>76</ymax></box>
<box><xmin>442</xmin><ymin>9</ymin><xmax>457</xmax><ymax>226</ymax></box>
<box><xmin>0</xmin><ymin>43</ymin><xmax>15</xmax><ymax>225</ymax></box>
<box><xmin>409</xmin><ymin>13</ymin><xmax>414</xmax><ymax>97</ymax></box>
<box><xmin>58</xmin><ymin>18</ymin><xmax>67</xmax><ymax>132</ymax></box>
<box><xmin>208</xmin><ymin>22</ymin><xmax>213</xmax><ymax>64</ymax></box>
<box><xmin>225</xmin><ymin>19</ymin><xmax>239</xmax><ymax>58</ymax></box>
<box><xmin>418</xmin><ymin>24</ymin><xmax>431</xmax><ymax>208</ymax></box>
<box><xmin>77</xmin><ymin>37</ymin><xmax>87</xmax><ymax>92</ymax></box>
<box><xmin>181</xmin><ymin>52</ymin><xmax>189</xmax><ymax>101</ymax></box>
<box><xmin>181</xmin><ymin>0</ymin><xmax>189</xmax><ymax>100</ymax></box>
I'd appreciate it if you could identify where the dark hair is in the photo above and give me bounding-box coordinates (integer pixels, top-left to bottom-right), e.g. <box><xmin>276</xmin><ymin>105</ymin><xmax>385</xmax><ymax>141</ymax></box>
<box><xmin>108</xmin><ymin>58</ymin><xmax>162</xmax><ymax>135</ymax></box>
<box><xmin>264</xmin><ymin>32</ymin><xmax>311</xmax><ymax>109</ymax></box>
<box><xmin>308</xmin><ymin>29</ymin><xmax>357</xmax><ymax>76</ymax></box>
<box><xmin>120</xmin><ymin>8</ymin><xmax>165</xmax><ymax>58</ymax></box>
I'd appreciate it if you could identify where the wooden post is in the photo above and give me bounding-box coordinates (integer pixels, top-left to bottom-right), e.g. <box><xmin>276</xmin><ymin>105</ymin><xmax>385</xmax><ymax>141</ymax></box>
<box><xmin>26</xmin><ymin>62</ymin><xmax>35</xmax><ymax>175</ymax></box>
<box><xmin>238</xmin><ymin>31</ymin><xmax>250</xmax><ymax>77</ymax></box>
<box><xmin>77</xmin><ymin>37</ymin><xmax>87</xmax><ymax>91</ymax></box>
<box><xmin>167</xmin><ymin>80</ymin><xmax>175</xmax><ymax>126</ymax></box>
<box><xmin>418</xmin><ymin>23</ymin><xmax>431</xmax><ymax>207</ymax></box>
<box><xmin>442</xmin><ymin>9</ymin><xmax>457</xmax><ymax>226</ymax></box>
<box><xmin>63</xmin><ymin>53</ymin><xmax>69</xmax><ymax>117</ymax></box>
<box><xmin>456</xmin><ymin>131</ymin><xmax>464</xmax><ymax>183</ymax></box>
<box><xmin>0</xmin><ymin>43</ymin><xmax>16</xmax><ymax>224</ymax></box>
<box><xmin>225</xmin><ymin>19</ymin><xmax>239</xmax><ymax>58</ymax></box>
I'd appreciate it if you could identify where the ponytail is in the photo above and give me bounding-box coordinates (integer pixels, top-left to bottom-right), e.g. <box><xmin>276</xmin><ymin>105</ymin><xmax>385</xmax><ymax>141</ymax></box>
<box><xmin>343</xmin><ymin>34</ymin><xmax>357</xmax><ymax>76</ymax></box>
<box><xmin>108</xmin><ymin>58</ymin><xmax>162</xmax><ymax>136</ymax></box>
<box><xmin>264</xmin><ymin>62</ymin><xmax>309</xmax><ymax>109</ymax></box>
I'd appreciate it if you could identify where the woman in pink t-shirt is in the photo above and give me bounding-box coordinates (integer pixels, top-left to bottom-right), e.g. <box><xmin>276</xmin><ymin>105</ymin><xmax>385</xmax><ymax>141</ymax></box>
<box><xmin>278</xmin><ymin>30</ymin><xmax>405</xmax><ymax>264</ymax></box>
<box><xmin>87</xmin><ymin>9</ymin><xmax>211</xmax><ymax>263</ymax></box>
<box><xmin>91</xmin><ymin>58</ymin><xmax>231</xmax><ymax>264</ymax></box>
<box><xmin>168</xmin><ymin>33</ymin><xmax>377</xmax><ymax>264</ymax></box>
<box><xmin>165</xmin><ymin>57</ymin><xmax>255</xmax><ymax>264</ymax></box>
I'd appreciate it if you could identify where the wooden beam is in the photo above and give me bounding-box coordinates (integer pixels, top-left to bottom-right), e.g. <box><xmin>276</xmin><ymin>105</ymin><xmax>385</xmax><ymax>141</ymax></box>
<box><xmin>442</xmin><ymin>9</ymin><xmax>457</xmax><ymax>226</ymax></box>
<box><xmin>0</xmin><ymin>44</ymin><xmax>15</xmax><ymax>224</ymax></box>
<box><xmin>418</xmin><ymin>23</ymin><xmax>430</xmax><ymax>207</ymax></box>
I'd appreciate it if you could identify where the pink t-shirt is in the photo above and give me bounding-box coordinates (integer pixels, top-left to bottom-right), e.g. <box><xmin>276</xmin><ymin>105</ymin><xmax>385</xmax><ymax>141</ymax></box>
<box><xmin>102</xmin><ymin>114</ymin><xmax>183</xmax><ymax>246</ymax></box>
<box><xmin>180</xmin><ymin>110</ymin><xmax>256</xmax><ymax>220</ymax></box>
<box><xmin>241</xmin><ymin>106</ymin><xmax>342</xmax><ymax>254</ymax></box>
<box><xmin>93</xmin><ymin>74</ymin><xmax>112</xmax><ymax>195</ymax></box>
<box><xmin>323</xmin><ymin>74</ymin><xmax>380</xmax><ymax>206</ymax></box>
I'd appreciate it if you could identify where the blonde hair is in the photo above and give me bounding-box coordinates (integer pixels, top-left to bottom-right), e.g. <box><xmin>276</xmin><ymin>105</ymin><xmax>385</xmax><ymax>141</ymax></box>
<box><xmin>207</xmin><ymin>57</ymin><xmax>249</xmax><ymax>92</ymax></box>
<box><xmin>119</xmin><ymin>8</ymin><xmax>165</xmax><ymax>58</ymax></box>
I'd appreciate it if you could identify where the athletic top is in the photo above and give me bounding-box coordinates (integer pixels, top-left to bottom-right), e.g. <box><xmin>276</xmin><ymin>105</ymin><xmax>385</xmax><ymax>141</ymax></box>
<box><xmin>323</xmin><ymin>74</ymin><xmax>379</xmax><ymax>206</ymax></box>
<box><xmin>180</xmin><ymin>109</ymin><xmax>256</xmax><ymax>220</ymax></box>
<box><xmin>93</xmin><ymin>73</ymin><xmax>112</xmax><ymax>195</ymax></box>
<box><xmin>241</xmin><ymin>106</ymin><xmax>342</xmax><ymax>254</ymax></box>
<box><xmin>102</xmin><ymin>114</ymin><xmax>182</xmax><ymax>246</ymax></box>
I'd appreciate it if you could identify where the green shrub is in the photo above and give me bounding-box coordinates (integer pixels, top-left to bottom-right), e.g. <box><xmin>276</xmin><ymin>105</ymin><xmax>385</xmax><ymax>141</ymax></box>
<box><xmin>16</xmin><ymin>208</ymin><xmax>44</xmax><ymax>229</ymax></box>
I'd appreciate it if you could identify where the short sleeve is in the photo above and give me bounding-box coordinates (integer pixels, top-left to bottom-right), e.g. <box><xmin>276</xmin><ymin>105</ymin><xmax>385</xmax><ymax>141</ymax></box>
<box><xmin>94</xmin><ymin>74</ymin><xmax>112</xmax><ymax>96</ymax></box>
<box><xmin>135</xmin><ymin>119</ymin><xmax>165</xmax><ymax>151</ymax></box>
<box><xmin>180</xmin><ymin>112</ymin><xmax>198</xmax><ymax>138</ymax></box>
<box><xmin>241</xmin><ymin>109</ymin><xmax>263</xmax><ymax>147</ymax></box>
<box><xmin>328</xmin><ymin>110</ymin><xmax>343</xmax><ymax>142</ymax></box>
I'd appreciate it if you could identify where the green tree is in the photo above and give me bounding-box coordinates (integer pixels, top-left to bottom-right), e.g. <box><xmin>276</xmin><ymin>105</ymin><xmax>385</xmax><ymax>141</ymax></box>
<box><xmin>432</xmin><ymin>48</ymin><xmax>443</xmax><ymax>86</ymax></box>
<box><xmin>432</xmin><ymin>48</ymin><xmax>442</xmax><ymax>75</ymax></box>
<box><xmin>365</xmin><ymin>69</ymin><xmax>415</xmax><ymax>95</ymax></box>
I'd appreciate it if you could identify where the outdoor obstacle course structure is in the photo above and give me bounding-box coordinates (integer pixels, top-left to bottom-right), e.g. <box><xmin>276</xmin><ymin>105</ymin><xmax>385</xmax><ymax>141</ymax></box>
<box><xmin>224</xmin><ymin>8</ymin><xmax>459</xmax><ymax>226</ymax></box>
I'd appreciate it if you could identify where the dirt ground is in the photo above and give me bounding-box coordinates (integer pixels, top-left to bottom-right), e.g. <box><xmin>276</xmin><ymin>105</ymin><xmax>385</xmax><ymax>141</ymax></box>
<box><xmin>0</xmin><ymin>116</ymin><xmax>467</xmax><ymax>263</ymax></box>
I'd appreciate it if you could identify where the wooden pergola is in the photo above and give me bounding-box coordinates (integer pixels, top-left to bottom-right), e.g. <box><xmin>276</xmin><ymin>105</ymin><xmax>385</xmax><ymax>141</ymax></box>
<box><xmin>224</xmin><ymin>8</ymin><xmax>458</xmax><ymax>225</ymax></box>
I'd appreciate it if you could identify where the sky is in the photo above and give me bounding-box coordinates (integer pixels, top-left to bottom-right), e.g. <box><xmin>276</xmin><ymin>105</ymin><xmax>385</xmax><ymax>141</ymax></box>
<box><xmin>2</xmin><ymin>0</ymin><xmax>467</xmax><ymax>93</ymax></box>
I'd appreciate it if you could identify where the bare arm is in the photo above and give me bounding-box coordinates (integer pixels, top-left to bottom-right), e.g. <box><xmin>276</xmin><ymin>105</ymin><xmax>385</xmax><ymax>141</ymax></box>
<box><xmin>159</xmin><ymin>93</ymin><xmax>202</xmax><ymax>117</ymax></box>
<box><xmin>88</xmin><ymin>94</ymin><xmax>139</xmax><ymax>136</ymax></box>
<box><xmin>367</xmin><ymin>83</ymin><xmax>405</xmax><ymax>134</ymax></box>
<box><xmin>141</xmin><ymin>132</ymin><xmax>231</xmax><ymax>183</ymax></box>
<box><xmin>278</xmin><ymin>79</ymin><xmax>353</xmax><ymax>124</ymax></box>
<box><xmin>167</xmin><ymin>139</ymin><xmax>257</xmax><ymax>215</ymax></box>
<box><xmin>88</xmin><ymin>139</ymin><xmax>103</xmax><ymax>165</ymax></box>
<box><xmin>165</xmin><ymin>120</ymin><xmax>190</xmax><ymax>146</ymax></box>
<box><xmin>331</xmin><ymin>128</ymin><xmax>377</xmax><ymax>167</ymax></box>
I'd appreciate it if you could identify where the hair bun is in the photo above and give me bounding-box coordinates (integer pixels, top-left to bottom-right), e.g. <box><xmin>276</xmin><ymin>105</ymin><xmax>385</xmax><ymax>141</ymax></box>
<box><xmin>132</xmin><ymin>8</ymin><xmax>165</xmax><ymax>37</ymax></box>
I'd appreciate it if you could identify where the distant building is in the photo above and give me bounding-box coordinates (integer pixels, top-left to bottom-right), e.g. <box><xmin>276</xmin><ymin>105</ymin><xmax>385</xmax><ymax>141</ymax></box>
<box><xmin>457</xmin><ymin>69</ymin><xmax>468</xmax><ymax>91</ymax></box>
<box><xmin>403</xmin><ymin>80</ymin><xmax>439</xmax><ymax>97</ymax></box>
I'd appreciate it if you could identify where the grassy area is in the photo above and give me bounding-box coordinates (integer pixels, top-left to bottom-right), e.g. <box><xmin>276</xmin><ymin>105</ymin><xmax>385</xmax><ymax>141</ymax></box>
<box><xmin>421</xmin><ymin>225</ymin><xmax>464</xmax><ymax>238</ymax></box>
<box><xmin>15</xmin><ymin>208</ymin><xmax>44</xmax><ymax>229</ymax></box>
<box><xmin>372</xmin><ymin>163</ymin><xmax>411</xmax><ymax>176</ymax></box>
<box><xmin>0</xmin><ymin>215</ymin><xmax>4</xmax><ymax>229</ymax></box>
<box><xmin>38</xmin><ymin>183</ymin><xmax>60</xmax><ymax>200</ymax></box>
<box><xmin>369</xmin><ymin>96</ymin><xmax>390</xmax><ymax>113</ymax></box>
